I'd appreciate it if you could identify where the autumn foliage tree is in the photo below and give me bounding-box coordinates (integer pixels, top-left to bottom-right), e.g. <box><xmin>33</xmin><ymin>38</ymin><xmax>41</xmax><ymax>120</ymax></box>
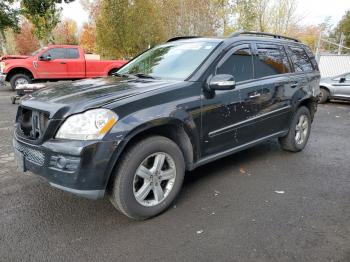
<box><xmin>15</xmin><ymin>20</ymin><xmax>40</xmax><ymax>55</ymax></box>
<box><xmin>79</xmin><ymin>23</ymin><xmax>96</xmax><ymax>53</ymax></box>
<box><xmin>53</xmin><ymin>19</ymin><xmax>78</xmax><ymax>45</ymax></box>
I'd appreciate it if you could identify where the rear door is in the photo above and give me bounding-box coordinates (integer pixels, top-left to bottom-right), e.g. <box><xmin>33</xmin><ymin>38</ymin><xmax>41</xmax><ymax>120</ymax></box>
<box><xmin>252</xmin><ymin>42</ymin><xmax>294</xmax><ymax>136</ymax></box>
<box><xmin>285</xmin><ymin>44</ymin><xmax>315</xmax><ymax>111</ymax></box>
<box><xmin>36</xmin><ymin>48</ymin><xmax>67</xmax><ymax>79</ymax></box>
<box><xmin>65</xmin><ymin>48</ymin><xmax>85</xmax><ymax>78</ymax></box>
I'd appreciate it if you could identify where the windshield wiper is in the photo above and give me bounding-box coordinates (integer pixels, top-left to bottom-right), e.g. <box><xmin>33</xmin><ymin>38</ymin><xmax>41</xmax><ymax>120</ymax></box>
<box><xmin>112</xmin><ymin>72</ymin><xmax>158</xmax><ymax>80</ymax></box>
<box><xmin>111</xmin><ymin>72</ymin><xmax>138</xmax><ymax>79</ymax></box>
<box><xmin>133</xmin><ymin>73</ymin><xmax>159</xmax><ymax>79</ymax></box>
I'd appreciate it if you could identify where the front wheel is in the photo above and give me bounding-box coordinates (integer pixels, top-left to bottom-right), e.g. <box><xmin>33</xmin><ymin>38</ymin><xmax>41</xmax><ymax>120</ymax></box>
<box><xmin>279</xmin><ymin>106</ymin><xmax>311</xmax><ymax>152</ymax></box>
<box><xmin>9</xmin><ymin>73</ymin><xmax>32</xmax><ymax>91</ymax></box>
<box><xmin>109</xmin><ymin>136</ymin><xmax>185</xmax><ymax>220</ymax></box>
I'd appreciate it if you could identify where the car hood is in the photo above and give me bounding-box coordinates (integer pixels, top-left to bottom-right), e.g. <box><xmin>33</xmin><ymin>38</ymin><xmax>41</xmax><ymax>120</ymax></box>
<box><xmin>0</xmin><ymin>55</ymin><xmax>30</xmax><ymax>61</ymax></box>
<box><xmin>20</xmin><ymin>77</ymin><xmax>179</xmax><ymax>119</ymax></box>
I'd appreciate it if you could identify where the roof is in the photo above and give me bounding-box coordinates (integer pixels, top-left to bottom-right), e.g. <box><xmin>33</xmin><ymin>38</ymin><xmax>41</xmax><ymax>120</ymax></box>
<box><xmin>166</xmin><ymin>32</ymin><xmax>302</xmax><ymax>46</ymax></box>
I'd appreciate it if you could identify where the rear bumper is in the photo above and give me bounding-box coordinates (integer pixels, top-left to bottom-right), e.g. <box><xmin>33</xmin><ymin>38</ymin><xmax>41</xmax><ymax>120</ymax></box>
<box><xmin>13</xmin><ymin>133</ymin><xmax>119</xmax><ymax>199</ymax></box>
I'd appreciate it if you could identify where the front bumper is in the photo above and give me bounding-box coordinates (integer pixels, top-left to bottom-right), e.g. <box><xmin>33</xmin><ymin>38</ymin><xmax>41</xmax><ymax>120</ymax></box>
<box><xmin>13</xmin><ymin>133</ymin><xmax>119</xmax><ymax>199</ymax></box>
<box><xmin>0</xmin><ymin>73</ymin><xmax>6</xmax><ymax>86</ymax></box>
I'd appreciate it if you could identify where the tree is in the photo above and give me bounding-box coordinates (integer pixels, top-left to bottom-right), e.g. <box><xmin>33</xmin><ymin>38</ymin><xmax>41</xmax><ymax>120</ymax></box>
<box><xmin>15</xmin><ymin>20</ymin><xmax>40</xmax><ymax>55</ymax></box>
<box><xmin>0</xmin><ymin>0</ymin><xmax>20</xmax><ymax>54</ymax></box>
<box><xmin>21</xmin><ymin>0</ymin><xmax>75</xmax><ymax>46</ymax></box>
<box><xmin>334</xmin><ymin>11</ymin><xmax>350</xmax><ymax>51</ymax></box>
<box><xmin>53</xmin><ymin>19</ymin><xmax>78</xmax><ymax>45</ymax></box>
<box><xmin>79</xmin><ymin>23</ymin><xmax>96</xmax><ymax>53</ymax></box>
<box><xmin>155</xmin><ymin>0</ymin><xmax>219</xmax><ymax>37</ymax></box>
<box><xmin>79</xmin><ymin>0</ymin><xmax>102</xmax><ymax>53</ymax></box>
<box><xmin>269</xmin><ymin>0</ymin><xmax>299</xmax><ymax>35</ymax></box>
<box><xmin>96</xmin><ymin>0</ymin><xmax>164</xmax><ymax>59</ymax></box>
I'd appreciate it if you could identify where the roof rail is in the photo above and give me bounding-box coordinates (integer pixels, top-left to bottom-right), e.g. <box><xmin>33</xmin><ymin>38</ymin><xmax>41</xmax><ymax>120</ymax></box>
<box><xmin>229</xmin><ymin>31</ymin><xmax>300</xmax><ymax>43</ymax></box>
<box><xmin>166</xmin><ymin>36</ymin><xmax>201</xmax><ymax>42</ymax></box>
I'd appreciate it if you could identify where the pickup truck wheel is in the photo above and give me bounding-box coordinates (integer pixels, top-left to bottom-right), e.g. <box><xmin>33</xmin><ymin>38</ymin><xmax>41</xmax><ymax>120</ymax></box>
<box><xmin>318</xmin><ymin>88</ymin><xmax>329</xmax><ymax>104</ymax></box>
<box><xmin>109</xmin><ymin>136</ymin><xmax>185</xmax><ymax>220</ymax></box>
<box><xmin>10</xmin><ymin>74</ymin><xmax>32</xmax><ymax>91</ymax></box>
<box><xmin>279</xmin><ymin>106</ymin><xmax>311</xmax><ymax>152</ymax></box>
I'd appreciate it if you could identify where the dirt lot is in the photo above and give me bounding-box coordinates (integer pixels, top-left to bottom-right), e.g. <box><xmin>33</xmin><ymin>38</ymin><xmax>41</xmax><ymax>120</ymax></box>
<box><xmin>0</xmin><ymin>86</ymin><xmax>349</xmax><ymax>262</ymax></box>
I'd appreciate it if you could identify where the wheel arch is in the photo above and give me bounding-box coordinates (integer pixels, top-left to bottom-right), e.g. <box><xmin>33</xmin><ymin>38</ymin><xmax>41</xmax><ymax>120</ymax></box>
<box><xmin>104</xmin><ymin>119</ymin><xmax>198</xmax><ymax>192</ymax></box>
<box><xmin>297</xmin><ymin>97</ymin><xmax>318</xmax><ymax>122</ymax></box>
<box><xmin>5</xmin><ymin>67</ymin><xmax>35</xmax><ymax>82</ymax></box>
<box><xmin>107</xmin><ymin>68</ymin><xmax>120</xmax><ymax>76</ymax></box>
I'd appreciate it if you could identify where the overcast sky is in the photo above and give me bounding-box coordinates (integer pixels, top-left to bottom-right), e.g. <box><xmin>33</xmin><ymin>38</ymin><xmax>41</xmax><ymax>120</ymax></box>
<box><xmin>61</xmin><ymin>0</ymin><xmax>350</xmax><ymax>29</ymax></box>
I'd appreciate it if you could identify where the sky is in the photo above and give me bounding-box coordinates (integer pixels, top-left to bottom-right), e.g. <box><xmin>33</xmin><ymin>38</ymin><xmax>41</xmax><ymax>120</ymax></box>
<box><xmin>61</xmin><ymin>0</ymin><xmax>350</xmax><ymax>29</ymax></box>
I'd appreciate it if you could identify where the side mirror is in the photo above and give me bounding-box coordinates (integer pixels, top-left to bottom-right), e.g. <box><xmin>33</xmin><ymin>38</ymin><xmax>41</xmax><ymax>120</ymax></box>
<box><xmin>209</xmin><ymin>74</ymin><xmax>236</xmax><ymax>91</ymax></box>
<box><xmin>39</xmin><ymin>54</ymin><xmax>51</xmax><ymax>61</ymax></box>
<box><xmin>339</xmin><ymin>77</ymin><xmax>346</xmax><ymax>83</ymax></box>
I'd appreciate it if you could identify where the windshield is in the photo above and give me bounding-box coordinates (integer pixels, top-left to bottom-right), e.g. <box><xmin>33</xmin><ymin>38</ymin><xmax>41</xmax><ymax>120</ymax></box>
<box><xmin>31</xmin><ymin>47</ymin><xmax>47</xmax><ymax>56</ymax></box>
<box><xmin>118</xmin><ymin>40</ymin><xmax>220</xmax><ymax>80</ymax></box>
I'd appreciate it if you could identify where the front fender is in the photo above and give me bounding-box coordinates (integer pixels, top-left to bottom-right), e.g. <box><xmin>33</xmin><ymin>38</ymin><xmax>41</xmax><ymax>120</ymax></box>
<box><xmin>101</xmin><ymin>106</ymin><xmax>200</xmax><ymax>186</ymax></box>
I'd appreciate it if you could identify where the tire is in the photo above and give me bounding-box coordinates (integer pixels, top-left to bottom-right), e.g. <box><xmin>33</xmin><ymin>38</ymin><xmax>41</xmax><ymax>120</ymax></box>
<box><xmin>9</xmin><ymin>73</ymin><xmax>32</xmax><ymax>91</ymax></box>
<box><xmin>109</xmin><ymin>136</ymin><xmax>185</xmax><ymax>220</ymax></box>
<box><xmin>318</xmin><ymin>88</ymin><xmax>329</xmax><ymax>104</ymax></box>
<box><xmin>279</xmin><ymin>106</ymin><xmax>311</xmax><ymax>152</ymax></box>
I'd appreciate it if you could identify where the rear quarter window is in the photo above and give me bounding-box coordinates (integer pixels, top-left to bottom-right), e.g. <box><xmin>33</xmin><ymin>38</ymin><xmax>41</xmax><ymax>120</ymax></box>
<box><xmin>288</xmin><ymin>45</ymin><xmax>314</xmax><ymax>72</ymax></box>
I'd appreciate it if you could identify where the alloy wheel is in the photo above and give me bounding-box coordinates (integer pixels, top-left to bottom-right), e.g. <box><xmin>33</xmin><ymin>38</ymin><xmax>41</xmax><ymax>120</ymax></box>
<box><xmin>133</xmin><ymin>152</ymin><xmax>176</xmax><ymax>207</ymax></box>
<box><xmin>295</xmin><ymin>114</ymin><xmax>309</xmax><ymax>145</ymax></box>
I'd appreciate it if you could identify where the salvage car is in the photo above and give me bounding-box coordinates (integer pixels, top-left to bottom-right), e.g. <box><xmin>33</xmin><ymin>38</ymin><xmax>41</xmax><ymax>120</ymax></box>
<box><xmin>319</xmin><ymin>72</ymin><xmax>350</xmax><ymax>103</ymax></box>
<box><xmin>0</xmin><ymin>45</ymin><xmax>127</xmax><ymax>90</ymax></box>
<box><xmin>13</xmin><ymin>32</ymin><xmax>320</xmax><ymax>219</ymax></box>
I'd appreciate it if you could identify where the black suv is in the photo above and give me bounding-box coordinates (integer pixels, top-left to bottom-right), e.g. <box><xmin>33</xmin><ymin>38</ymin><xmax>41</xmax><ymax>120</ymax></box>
<box><xmin>13</xmin><ymin>32</ymin><xmax>320</xmax><ymax>219</ymax></box>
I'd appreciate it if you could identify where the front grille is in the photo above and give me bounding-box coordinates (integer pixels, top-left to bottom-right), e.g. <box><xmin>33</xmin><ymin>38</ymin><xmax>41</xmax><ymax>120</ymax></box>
<box><xmin>13</xmin><ymin>140</ymin><xmax>45</xmax><ymax>166</ymax></box>
<box><xmin>16</xmin><ymin>107</ymin><xmax>49</xmax><ymax>141</ymax></box>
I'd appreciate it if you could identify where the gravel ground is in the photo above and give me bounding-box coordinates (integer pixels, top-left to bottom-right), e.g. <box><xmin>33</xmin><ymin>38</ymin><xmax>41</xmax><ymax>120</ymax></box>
<box><xmin>0</xmin><ymin>86</ymin><xmax>349</xmax><ymax>262</ymax></box>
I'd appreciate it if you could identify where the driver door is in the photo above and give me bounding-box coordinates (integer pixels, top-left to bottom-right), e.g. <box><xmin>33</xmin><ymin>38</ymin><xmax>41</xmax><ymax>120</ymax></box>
<box><xmin>36</xmin><ymin>48</ymin><xmax>68</xmax><ymax>79</ymax></box>
<box><xmin>201</xmin><ymin>43</ymin><xmax>263</xmax><ymax>157</ymax></box>
<box><xmin>333</xmin><ymin>73</ymin><xmax>350</xmax><ymax>98</ymax></box>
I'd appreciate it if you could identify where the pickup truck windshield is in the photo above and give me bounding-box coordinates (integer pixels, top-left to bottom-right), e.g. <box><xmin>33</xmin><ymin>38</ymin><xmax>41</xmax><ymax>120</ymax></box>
<box><xmin>31</xmin><ymin>47</ymin><xmax>47</xmax><ymax>56</ymax></box>
<box><xmin>118</xmin><ymin>41</ymin><xmax>220</xmax><ymax>80</ymax></box>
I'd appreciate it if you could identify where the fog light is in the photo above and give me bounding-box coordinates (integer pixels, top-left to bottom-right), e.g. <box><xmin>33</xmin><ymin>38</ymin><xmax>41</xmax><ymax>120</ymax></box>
<box><xmin>50</xmin><ymin>155</ymin><xmax>80</xmax><ymax>172</ymax></box>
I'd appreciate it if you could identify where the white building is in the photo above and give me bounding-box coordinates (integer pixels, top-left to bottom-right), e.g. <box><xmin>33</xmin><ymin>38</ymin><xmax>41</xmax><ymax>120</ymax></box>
<box><xmin>318</xmin><ymin>54</ymin><xmax>350</xmax><ymax>78</ymax></box>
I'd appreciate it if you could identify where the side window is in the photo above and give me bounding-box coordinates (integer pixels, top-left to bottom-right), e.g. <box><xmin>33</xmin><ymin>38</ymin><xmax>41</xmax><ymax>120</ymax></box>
<box><xmin>216</xmin><ymin>46</ymin><xmax>254</xmax><ymax>82</ymax></box>
<box><xmin>255</xmin><ymin>44</ymin><xmax>290</xmax><ymax>78</ymax></box>
<box><xmin>303</xmin><ymin>46</ymin><xmax>319</xmax><ymax>71</ymax></box>
<box><xmin>288</xmin><ymin>46</ymin><xmax>313</xmax><ymax>72</ymax></box>
<box><xmin>43</xmin><ymin>48</ymin><xmax>66</xmax><ymax>60</ymax></box>
<box><xmin>66</xmin><ymin>48</ymin><xmax>79</xmax><ymax>59</ymax></box>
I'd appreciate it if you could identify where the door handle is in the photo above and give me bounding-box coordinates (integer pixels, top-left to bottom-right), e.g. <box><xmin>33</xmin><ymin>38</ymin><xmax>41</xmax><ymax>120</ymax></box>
<box><xmin>249</xmin><ymin>93</ymin><xmax>261</xmax><ymax>98</ymax></box>
<box><xmin>60</xmin><ymin>62</ymin><xmax>66</xmax><ymax>64</ymax></box>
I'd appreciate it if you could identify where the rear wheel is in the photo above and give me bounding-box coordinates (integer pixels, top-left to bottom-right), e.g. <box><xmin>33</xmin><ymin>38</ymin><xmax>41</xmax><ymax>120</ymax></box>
<box><xmin>9</xmin><ymin>73</ymin><xmax>32</xmax><ymax>91</ymax></box>
<box><xmin>109</xmin><ymin>136</ymin><xmax>185</xmax><ymax>220</ymax></box>
<box><xmin>279</xmin><ymin>106</ymin><xmax>311</xmax><ymax>152</ymax></box>
<box><xmin>318</xmin><ymin>88</ymin><xmax>329</xmax><ymax>104</ymax></box>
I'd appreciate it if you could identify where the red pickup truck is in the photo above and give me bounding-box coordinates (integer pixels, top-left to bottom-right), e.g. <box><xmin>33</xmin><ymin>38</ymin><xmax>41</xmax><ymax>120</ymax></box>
<box><xmin>0</xmin><ymin>45</ymin><xmax>127</xmax><ymax>90</ymax></box>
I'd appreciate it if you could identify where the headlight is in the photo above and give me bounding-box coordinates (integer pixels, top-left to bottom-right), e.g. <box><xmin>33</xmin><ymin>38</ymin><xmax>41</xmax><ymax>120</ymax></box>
<box><xmin>55</xmin><ymin>109</ymin><xmax>118</xmax><ymax>140</ymax></box>
<box><xmin>0</xmin><ymin>62</ymin><xmax>5</xmax><ymax>73</ymax></box>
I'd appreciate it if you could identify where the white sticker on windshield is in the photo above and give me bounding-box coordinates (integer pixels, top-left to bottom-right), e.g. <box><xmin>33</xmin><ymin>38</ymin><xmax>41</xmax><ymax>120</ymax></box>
<box><xmin>176</xmin><ymin>43</ymin><xmax>202</xmax><ymax>50</ymax></box>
